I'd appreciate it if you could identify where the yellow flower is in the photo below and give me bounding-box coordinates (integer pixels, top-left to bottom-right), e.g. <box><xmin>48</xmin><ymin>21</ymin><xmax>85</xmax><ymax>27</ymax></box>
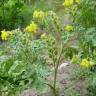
<box><xmin>63</xmin><ymin>0</ymin><xmax>74</xmax><ymax>7</ymax></box>
<box><xmin>1</xmin><ymin>30</ymin><xmax>9</xmax><ymax>41</ymax></box>
<box><xmin>75</xmin><ymin>0</ymin><xmax>80</xmax><ymax>3</ymax></box>
<box><xmin>25</xmin><ymin>21</ymin><xmax>37</xmax><ymax>34</ymax></box>
<box><xmin>65</xmin><ymin>25</ymin><xmax>74</xmax><ymax>32</ymax></box>
<box><xmin>80</xmin><ymin>59</ymin><xmax>93</xmax><ymax>68</ymax></box>
<box><xmin>33</xmin><ymin>10</ymin><xmax>45</xmax><ymax>19</ymax></box>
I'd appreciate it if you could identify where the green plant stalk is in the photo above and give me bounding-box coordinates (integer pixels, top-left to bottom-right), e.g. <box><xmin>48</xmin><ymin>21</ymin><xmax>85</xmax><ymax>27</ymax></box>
<box><xmin>53</xmin><ymin>44</ymin><xmax>64</xmax><ymax>96</ymax></box>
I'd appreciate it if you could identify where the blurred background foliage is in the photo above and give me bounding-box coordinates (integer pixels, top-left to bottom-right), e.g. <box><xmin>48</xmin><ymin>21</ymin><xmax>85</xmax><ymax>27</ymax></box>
<box><xmin>74</xmin><ymin>0</ymin><xmax>96</xmax><ymax>27</ymax></box>
<box><xmin>0</xmin><ymin>0</ymin><xmax>50</xmax><ymax>30</ymax></box>
<box><xmin>0</xmin><ymin>0</ymin><xmax>96</xmax><ymax>31</ymax></box>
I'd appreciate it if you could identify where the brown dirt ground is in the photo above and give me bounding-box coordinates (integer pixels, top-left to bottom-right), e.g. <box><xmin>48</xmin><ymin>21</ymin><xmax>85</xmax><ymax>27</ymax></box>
<box><xmin>41</xmin><ymin>64</ymin><xmax>87</xmax><ymax>96</ymax></box>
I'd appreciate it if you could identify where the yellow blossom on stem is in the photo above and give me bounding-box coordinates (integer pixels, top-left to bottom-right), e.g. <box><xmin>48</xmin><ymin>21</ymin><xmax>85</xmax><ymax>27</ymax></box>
<box><xmin>33</xmin><ymin>10</ymin><xmax>45</xmax><ymax>19</ymax></box>
<box><xmin>80</xmin><ymin>59</ymin><xmax>94</xmax><ymax>68</ymax></box>
<box><xmin>25</xmin><ymin>21</ymin><xmax>37</xmax><ymax>34</ymax></box>
<box><xmin>1</xmin><ymin>30</ymin><xmax>9</xmax><ymax>41</ymax></box>
<box><xmin>65</xmin><ymin>25</ymin><xmax>74</xmax><ymax>32</ymax></box>
<box><xmin>63</xmin><ymin>0</ymin><xmax>74</xmax><ymax>7</ymax></box>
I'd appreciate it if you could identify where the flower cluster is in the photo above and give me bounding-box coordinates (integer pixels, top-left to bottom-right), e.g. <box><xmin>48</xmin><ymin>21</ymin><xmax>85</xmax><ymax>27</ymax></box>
<box><xmin>63</xmin><ymin>0</ymin><xmax>80</xmax><ymax>7</ymax></box>
<box><xmin>33</xmin><ymin>10</ymin><xmax>45</xmax><ymax>20</ymax></box>
<box><xmin>65</xmin><ymin>25</ymin><xmax>74</xmax><ymax>32</ymax></box>
<box><xmin>25</xmin><ymin>21</ymin><xmax>37</xmax><ymax>34</ymax></box>
<box><xmin>63</xmin><ymin>0</ymin><xmax>74</xmax><ymax>7</ymax></box>
<box><xmin>1</xmin><ymin>30</ymin><xmax>9</xmax><ymax>41</ymax></box>
<box><xmin>80</xmin><ymin>59</ymin><xmax>94</xmax><ymax>68</ymax></box>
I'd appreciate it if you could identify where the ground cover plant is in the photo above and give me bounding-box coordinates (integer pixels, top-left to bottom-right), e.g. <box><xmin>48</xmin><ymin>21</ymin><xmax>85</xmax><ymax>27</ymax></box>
<box><xmin>0</xmin><ymin>0</ymin><xmax>96</xmax><ymax>96</ymax></box>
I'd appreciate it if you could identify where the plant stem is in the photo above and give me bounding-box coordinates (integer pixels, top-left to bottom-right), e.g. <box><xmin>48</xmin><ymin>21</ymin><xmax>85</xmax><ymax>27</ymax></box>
<box><xmin>53</xmin><ymin>44</ymin><xmax>64</xmax><ymax>96</ymax></box>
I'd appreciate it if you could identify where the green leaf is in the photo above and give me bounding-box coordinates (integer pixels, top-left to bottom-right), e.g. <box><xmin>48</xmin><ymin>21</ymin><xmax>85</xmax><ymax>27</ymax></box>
<box><xmin>8</xmin><ymin>60</ymin><xmax>26</xmax><ymax>77</ymax></box>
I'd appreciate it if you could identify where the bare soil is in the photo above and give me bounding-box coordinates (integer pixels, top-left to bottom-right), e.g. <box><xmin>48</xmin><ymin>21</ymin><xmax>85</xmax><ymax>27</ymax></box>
<box><xmin>41</xmin><ymin>64</ymin><xmax>87</xmax><ymax>96</ymax></box>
